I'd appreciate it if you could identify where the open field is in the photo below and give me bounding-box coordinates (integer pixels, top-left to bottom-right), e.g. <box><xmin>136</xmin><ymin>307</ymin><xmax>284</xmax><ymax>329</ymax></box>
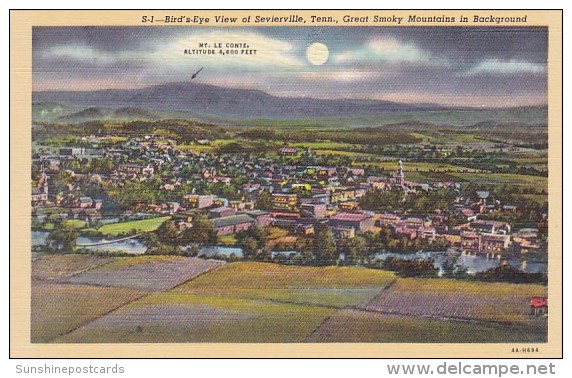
<box><xmin>31</xmin><ymin>281</ymin><xmax>146</xmax><ymax>343</ymax></box>
<box><xmin>315</xmin><ymin>149</ymin><xmax>381</xmax><ymax>158</ymax></box>
<box><xmin>175</xmin><ymin>262</ymin><xmax>396</xmax><ymax>308</ymax></box>
<box><xmin>97</xmin><ymin>216</ymin><xmax>170</xmax><ymax>236</ymax></box>
<box><xmin>218</xmin><ymin>234</ymin><xmax>238</xmax><ymax>246</ymax></box>
<box><xmin>366</xmin><ymin>278</ymin><xmax>547</xmax><ymax>325</ymax></box>
<box><xmin>32</xmin><ymin>254</ymin><xmax>118</xmax><ymax>281</ymax></box>
<box><xmin>63</xmin><ymin>256</ymin><xmax>225</xmax><ymax>291</ymax></box>
<box><xmin>353</xmin><ymin>160</ymin><xmax>481</xmax><ymax>173</ymax></box>
<box><xmin>56</xmin><ymin>293</ymin><xmax>333</xmax><ymax>343</ymax></box>
<box><xmin>32</xmin><ymin>259</ymin><xmax>547</xmax><ymax>343</ymax></box>
<box><xmin>291</xmin><ymin>141</ymin><xmax>358</xmax><ymax>150</ymax></box>
<box><xmin>446</xmin><ymin>172</ymin><xmax>547</xmax><ymax>189</ymax></box>
<box><xmin>308</xmin><ymin>309</ymin><xmax>546</xmax><ymax>343</ymax></box>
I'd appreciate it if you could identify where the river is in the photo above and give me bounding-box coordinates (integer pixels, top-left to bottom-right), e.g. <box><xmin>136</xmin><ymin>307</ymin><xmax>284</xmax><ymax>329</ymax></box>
<box><xmin>31</xmin><ymin>231</ymin><xmax>547</xmax><ymax>274</ymax></box>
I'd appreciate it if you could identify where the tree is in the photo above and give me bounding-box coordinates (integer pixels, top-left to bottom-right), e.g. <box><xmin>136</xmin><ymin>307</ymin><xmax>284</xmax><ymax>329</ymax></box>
<box><xmin>46</xmin><ymin>221</ymin><xmax>79</xmax><ymax>253</ymax></box>
<box><xmin>346</xmin><ymin>236</ymin><xmax>368</xmax><ymax>264</ymax></box>
<box><xmin>314</xmin><ymin>229</ymin><xmax>337</xmax><ymax>264</ymax></box>
<box><xmin>156</xmin><ymin>220</ymin><xmax>180</xmax><ymax>244</ymax></box>
<box><xmin>256</xmin><ymin>190</ymin><xmax>273</xmax><ymax>211</ymax></box>
<box><xmin>180</xmin><ymin>214</ymin><xmax>217</xmax><ymax>245</ymax></box>
<box><xmin>241</xmin><ymin>236</ymin><xmax>259</xmax><ymax>260</ymax></box>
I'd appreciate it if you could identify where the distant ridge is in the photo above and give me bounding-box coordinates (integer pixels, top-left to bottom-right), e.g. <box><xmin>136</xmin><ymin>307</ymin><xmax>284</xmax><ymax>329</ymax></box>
<box><xmin>33</xmin><ymin>82</ymin><xmax>447</xmax><ymax>119</ymax></box>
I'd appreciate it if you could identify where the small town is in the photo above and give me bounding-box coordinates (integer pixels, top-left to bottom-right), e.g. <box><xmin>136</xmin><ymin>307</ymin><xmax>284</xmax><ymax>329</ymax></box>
<box><xmin>31</xmin><ymin>133</ymin><xmax>547</xmax><ymax>275</ymax></box>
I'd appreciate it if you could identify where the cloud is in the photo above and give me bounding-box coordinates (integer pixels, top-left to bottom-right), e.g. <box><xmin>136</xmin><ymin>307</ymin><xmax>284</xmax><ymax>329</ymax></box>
<box><xmin>465</xmin><ymin>59</ymin><xmax>546</xmax><ymax>75</ymax></box>
<box><xmin>334</xmin><ymin>38</ymin><xmax>447</xmax><ymax>66</ymax></box>
<box><xmin>41</xmin><ymin>45</ymin><xmax>122</xmax><ymax>65</ymax></box>
<box><xmin>41</xmin><ymin>31</ymin><xmax>304</xmax><ymax>71</ymax></box>
<box><xmin>156</xmin><ymin>30</ymin><xmax>305</xmax><ymax>73</ymax></box>
<box><xmin>300</xmin><ymin>70</ymin><xmax>386</xmax><ymax>83</ymax></box>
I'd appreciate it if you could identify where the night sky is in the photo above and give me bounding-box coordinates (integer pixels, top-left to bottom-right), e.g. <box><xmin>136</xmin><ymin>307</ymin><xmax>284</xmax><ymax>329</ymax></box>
<box><xmin>33</xmin><ymin>26</ymin><xmax>548</xmax><ymax>107</ymax></box>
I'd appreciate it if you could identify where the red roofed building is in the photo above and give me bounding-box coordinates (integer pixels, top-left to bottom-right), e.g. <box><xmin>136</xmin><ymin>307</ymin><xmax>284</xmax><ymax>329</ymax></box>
<box><xmin>329</xmin><ymin>212</ymin><xmax>374</xmax><ymax>233</ymax></box>
<box><xmin>530</xmin><ymin>297</ymin><xmax>548</xmax><ymax>316</ymax></box>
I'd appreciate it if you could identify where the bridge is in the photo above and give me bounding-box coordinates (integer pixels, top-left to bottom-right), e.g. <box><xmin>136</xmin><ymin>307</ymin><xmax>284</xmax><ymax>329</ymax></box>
<box><xmin>76</xmin><ymin>233</ymin><xmax>144</xmax><ymax>247</ymax></box>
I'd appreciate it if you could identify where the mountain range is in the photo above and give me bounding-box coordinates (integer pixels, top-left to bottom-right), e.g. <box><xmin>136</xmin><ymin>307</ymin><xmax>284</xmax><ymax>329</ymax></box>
<box><xmin>33</xmin><ymin>82</ymin><xmax>445</xmax><ymax>119</ymax></box>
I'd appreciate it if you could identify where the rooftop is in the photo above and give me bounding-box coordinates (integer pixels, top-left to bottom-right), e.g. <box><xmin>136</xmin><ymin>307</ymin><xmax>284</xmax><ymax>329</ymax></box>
<box><xmin>330</xmin><ymin>212</ymin><xmax>372</xmax><ymax>222</ymax></box>
<box><xmin>211</xmin><ymin>214</ymin><xmax>255</xmax><ymax>228</ymax></box>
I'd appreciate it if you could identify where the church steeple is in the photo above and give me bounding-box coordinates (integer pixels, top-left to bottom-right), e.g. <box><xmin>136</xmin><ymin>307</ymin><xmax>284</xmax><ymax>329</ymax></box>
<box><xmin>394</xmin><ymin>159</ymin><xmax>405</xmax><ymax>185</ymax></box>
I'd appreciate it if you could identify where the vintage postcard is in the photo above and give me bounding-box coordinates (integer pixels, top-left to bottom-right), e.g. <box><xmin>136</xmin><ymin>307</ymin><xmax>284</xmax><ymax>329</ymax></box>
<box><xmin>10</xmin><ymin>10</ymin><xmax>562</xmax><ymax>358</ymax></box>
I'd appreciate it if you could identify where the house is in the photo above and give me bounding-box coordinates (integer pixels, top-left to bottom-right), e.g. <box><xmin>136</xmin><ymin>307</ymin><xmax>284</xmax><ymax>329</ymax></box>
<box><xmin>480</xmin><ymin>233</ymin><xmax>511</xmax><ymax>254</ymax></box>
<box><xmin>459</xmin><ymin>208</ymin><xmax>478</xmax><ymax>222</ymax></box>
<box><xmin>208</xmin><ymin>206</ymin><xmax>237</xmax><ymax>219</ymax></box>
<box><xmin>377</xmin><ymin>213</ymin><xmax>401</xmax><ymax>226</ymax></box>
<box><xmin>460</xmin><ymin>230</ymin><xmax>511</xmax><ymax>255</ymax></box>
<box><xmin>229</xmin><ymin>200</ymin><xmax>255</xmax><ymax>211</ymax></box>
<box><xmin>185</xmin><ymin>194</ymin><xmax>214</xmax><ymax>209</ymax></box>
<box><xmin>211</xmin><ymin>214</ymin><xmax>255</xmax><ymax>236</ymax></box>
<box><xmin>79</xmin><ymin>196</ymin><xmax>94</xmax><ymax>208</ymax></box>
<box><xmin>403</xmin><ymin>217</ymin><xmax>424</xmax><ymax>229</ymax></box>
<box><xmin>300</xmin><ymin>203</ymin><xmax>327</xmax><ymax>219</ymax></box>
<box><xmin>502</xmin><ymin>205</ymin><xmax>518</xmax><ymax>213</ymax></box>
<box><xmin>349</xmin><ymin>168</ymin><xmax>365</xmax><ymax>176</ymax></box>
<box><xmin>243</xmin><ymin>210</ymin><xmax>273</xmax><ymax>227</ymax></box>
<box><xmin>339</xmin><ymin>201</ymin><xmax>359</xmax><ymax>211</ymax></box>
<box><xmin>118</xmin><ymin>164</ymin><xmax>142</xmax><ymax>174</ymax></box>
<box><xmin>460</xmin><ymin>231</ymin><xmax>481</xmax><ymax>254</ymax></box>
<box><xmin>530</xmin><ymin>297</ymin><xmax>548</xmax><ymax>316</ymax></box>
<box><xmin>418</xmin><ymin>226</ymin><xmax>436</xmax><ymax>240</ymax></box>
<box><xmin>272</xmin><ymin>193</ymin><xmax>298</xmax><ymax>210</ymax></box>
<box><xmin>311</xmin><ymin>193</ymin><xmax>331</xmax><ymax>205</ymax></box>
<box><xmin>470</xmin><ymin>220</ymin><xmax>511</xmax><ymax>235</ymax></box>
<box><xmin>395</xmin><ymin>226</ymin><xmax>417</xmax><ymax>240</ymax></box>
<box><xmin>32</xmin><ymin>172</ymin><xmax>49</xmax><ymax>205</ymax></box>
<box><xmin>279</xmin><ymin>147</ymin><xmax>298</xmax><ymax>156</ymax></box>
<box><xmin>32</xmin><ymin>188</ymin><xmax>48</xmax><ymax>204</ymax></box>
<box><xmin>329</xmin><ymin>212</ymin><xmax>374</xmax><ymax>233</ymax></box>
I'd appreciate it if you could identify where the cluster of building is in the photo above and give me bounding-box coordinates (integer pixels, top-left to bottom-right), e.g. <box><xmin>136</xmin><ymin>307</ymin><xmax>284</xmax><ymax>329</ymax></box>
<box><xmin>31</xmin><ymin>135</ymin><xmax>546</xmax><ymax>257</ymax></box>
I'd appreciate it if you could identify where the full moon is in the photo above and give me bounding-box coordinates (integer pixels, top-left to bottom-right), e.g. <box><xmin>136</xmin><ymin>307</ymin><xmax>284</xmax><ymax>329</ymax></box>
<box><xmin>306</xmin><ymin>42</ymin><xmax>329</xmax><ymax>65</ymax></box>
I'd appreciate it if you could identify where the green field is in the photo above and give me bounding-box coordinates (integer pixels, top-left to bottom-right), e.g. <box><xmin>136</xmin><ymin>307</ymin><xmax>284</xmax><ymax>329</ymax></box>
<box><xmin>292</xmin><ymin>141</ymin><xmax>358</xmax><ymax>150</ymax></box>
<box><xmin>176</xmin><ymin>262</ymin><xmax>396</xmax><ymax>308</ymax></box>
<box><xmin>448</xmin><ymin>172</ymin><xmax>547</xmax><ymax>189</ymax></box>
<box><xmin>97</xmin><ymin>216</ymin><xmax>170</xmax><ymax>236</ymax></box>
<box><xmin>353</xmin><ymin>160</ymin><xmax>481</xmax><ymax>173</ymax></box>
<box><xmin>218</xmin><ymin>234</ymin><xmax>238</xmax><ymax>246</ymax></box>
<box><xmin>57</xmin><ymin>292</ymin><xmax>333</xmax><ymax>343</ymax></box>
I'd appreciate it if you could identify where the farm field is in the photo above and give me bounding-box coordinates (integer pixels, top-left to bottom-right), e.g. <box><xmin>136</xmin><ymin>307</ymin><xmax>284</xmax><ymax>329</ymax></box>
<box><xmin>175</xmin><ymin>262</ymin><xmax>396</xmax><ymax>308</ymax></box>
<box><xmin>446</xmin><ymin>172</ymin><xmax>547</xmax><ymax>189</ymax></box>
<box><xmin>307</xmin><ymin>309</ymin><xmax>546</xmax><ymax>343</ymax></box>
<box><xmin>353</xmin><ymin>160</ymin><xmax>480</xmax><ymax>173</ymax></box>
<box><xmin>32</xmin><ymin>254</ymin><xmax>118</xmax><ymax>281</ymax></box>
<box><xmin>32</xmin><ymin>258</ymin><xmax>547</xmax><ymax>343</ymax></box>
<box><xmin>366</xmin><ymin>278</ymin><xmax>547</xmax><ymax>324</ymax></box>
<box><xmin>63</xmin><ymin>255</ymin><xmax>225</xmax><ymax>291</ymax></box>
<box><xmin>31</xmin><ymin>281</ymin><xmax>146</xmax><ymax>343</ymax></box>
<box><xmin>56</xmin><ymin>293</ymin><xmax>333</xmax><ymax>343</ymax></box>
<box><xmin>97</xmin><ymin>216</ymin><xmax>171</xmax><ymax>236</ymax></box>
